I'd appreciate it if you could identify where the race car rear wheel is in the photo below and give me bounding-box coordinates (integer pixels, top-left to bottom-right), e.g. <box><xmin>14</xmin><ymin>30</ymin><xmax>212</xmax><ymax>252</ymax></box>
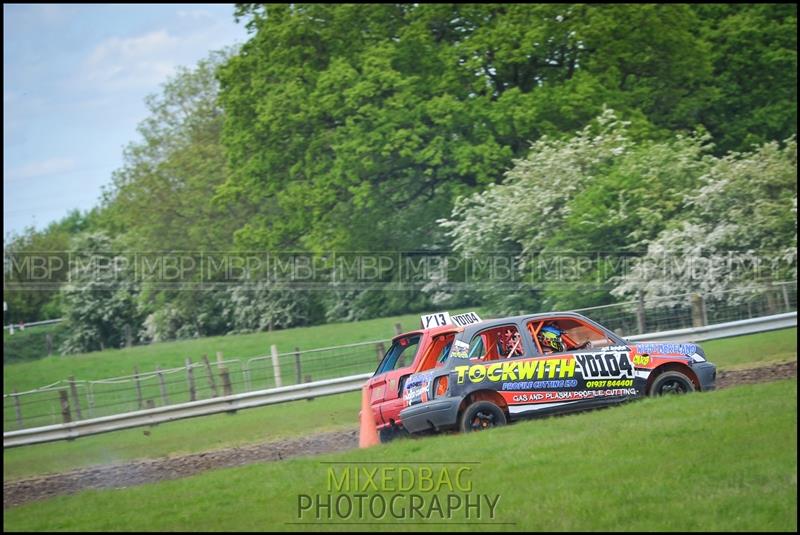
<box><xmin>648</xmin><ymin>370</ymin><xmax>696</xmax><ymax>396</ymax></box>
<box><xmin>459</xmin><ymin>401</ymin><xmax>507</xmax><ymax>433</ymax></box>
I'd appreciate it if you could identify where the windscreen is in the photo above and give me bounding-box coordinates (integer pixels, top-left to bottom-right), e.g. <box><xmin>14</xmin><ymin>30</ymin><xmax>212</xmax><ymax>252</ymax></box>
<box><xmin>374</xmin><ymin>334</ymin><xmax>422</xmax><ymax>376</ymax></box>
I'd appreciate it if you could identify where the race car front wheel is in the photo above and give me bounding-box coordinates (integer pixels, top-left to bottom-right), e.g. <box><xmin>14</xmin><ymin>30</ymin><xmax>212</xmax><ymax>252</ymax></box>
<box><xmin>648</xmin><ymin>370</ymin><xmax>696</xmax><ymax>396</ymax></box>
<box><xmin>460</xmin><ymin>401</ymin><xmax>507</xmax><ymax>433</ymax></box>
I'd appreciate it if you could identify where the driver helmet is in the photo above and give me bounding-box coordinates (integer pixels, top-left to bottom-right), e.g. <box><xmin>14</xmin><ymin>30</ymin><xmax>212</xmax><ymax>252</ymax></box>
<box><xmin>538</xmin><ymin>325</ymin><xmax>565</xmax><ymax>352</ymax></box>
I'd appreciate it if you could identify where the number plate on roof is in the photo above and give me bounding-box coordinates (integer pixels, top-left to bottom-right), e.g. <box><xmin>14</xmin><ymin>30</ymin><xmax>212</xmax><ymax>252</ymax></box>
<box><xmin>420</xmin><ymin>311</ymin><xmax>482</xmax><ymax>328</ymax></box>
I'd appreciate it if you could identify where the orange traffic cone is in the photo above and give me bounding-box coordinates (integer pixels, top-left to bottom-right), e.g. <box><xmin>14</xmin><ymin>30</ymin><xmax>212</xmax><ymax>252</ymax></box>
<box><xmin>358</xmin><ymin>385</ymin><xmax>380</xmax><ymax>448</ymax></box>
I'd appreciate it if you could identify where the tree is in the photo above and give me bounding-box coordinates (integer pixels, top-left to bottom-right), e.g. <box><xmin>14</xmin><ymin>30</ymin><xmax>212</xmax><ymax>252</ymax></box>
<box><xmin>3</xmin><ymin>209</ymin><xmax>97</xmax><ymax>324</ymax></box>
<box><xmin>59</xmin><ymin>232</ymin><xmax>144</xmax><ymax>354</ymax></box>
<box><xmin>100</xmin><ymin>49</ymin><xmax>254</xmax><ymax>340</ymax></box>
<box><xmin>613</xmin><ymin>137</ymin><xmax>797</xmax><ymax>303</ymax></box>
<box><xmin>100</xmin><ymin>48</ymin><xmax>245</xmax><ymax>252</ymax></box>
<box><xmin>218</xmin><ymin>4</ymin><xmax>716</xmax><ymax>255</ymax></box>
<box><xmin>693</xmin><ymin>4</ymin><xmax>797</xmax><ymax>153</ymax></box>
<box><xmin>440</xmin><ymin>110</ymin><xmax>723</xmax><ymax>313</ymax></box>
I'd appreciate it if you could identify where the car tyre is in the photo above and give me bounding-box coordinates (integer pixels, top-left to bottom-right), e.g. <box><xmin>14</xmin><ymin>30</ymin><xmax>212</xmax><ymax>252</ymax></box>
<box><xmin>459</xmin><ymin>401</ymin><xmax>507</xmax><ymax>433</ymax></box>
<box><xmin>648</xmin><ymin>370</ymin><xmax>696</xmax><ymax>396</ymax></box>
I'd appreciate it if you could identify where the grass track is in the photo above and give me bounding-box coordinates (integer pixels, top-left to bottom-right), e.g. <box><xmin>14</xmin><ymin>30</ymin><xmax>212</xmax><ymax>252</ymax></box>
<box><xmin>4</xmin><ymin>379</ymin><xmax>796</xmax><ymax>531</ymax></box>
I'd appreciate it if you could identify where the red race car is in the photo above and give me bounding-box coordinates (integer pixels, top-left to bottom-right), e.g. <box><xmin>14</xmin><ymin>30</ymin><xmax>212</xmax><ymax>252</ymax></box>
<box><xmin>366</xmin><ymin>312</ymin><xmax>482</xmax><ymax>442</ymax></box>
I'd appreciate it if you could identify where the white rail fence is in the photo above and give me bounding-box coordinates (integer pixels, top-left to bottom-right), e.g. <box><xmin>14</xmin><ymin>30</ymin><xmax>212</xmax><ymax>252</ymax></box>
<box><xmin>4</xmin><ymin>310</ymin><xmax>796</xmax><ymax>448</ymax></box>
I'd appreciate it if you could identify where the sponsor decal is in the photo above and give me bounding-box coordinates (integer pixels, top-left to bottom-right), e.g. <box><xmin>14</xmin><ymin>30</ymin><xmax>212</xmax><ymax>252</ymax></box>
<box><xmin>454</xmin><ymin>358</ymin><xmax>576</xmax><ymax>385</ymax></box>
<box><xmin>600</xmin><ymin>345</ymin><xmax>629</xmax><ymax>352</ymax></box>
<box><xmin>405</xmin><ymin>372</ymin><xmax>432</xmax><ymax>389</ymax></box>
<box><xmin>501</xmin><ymin>388</ymin><xmax>637</xmax><ymax>405</ymax></box>
<box><xmin>502</xmin><ymin>379</ymin><xmax>578</xmax><ymax>390</ymax></box>
<box><xmin>689</xmin><ymin>352</ymin><xmax>706</xmax><ymax>363</ymax></box>
<box><xmin>404</xmin><ymin>388</ymin><xmax>429</xmax><ymax>405</ymax></box>
<box><xmin>632</xmin><ymin>354</ymin><xmax>651</xmax><ymax>367</ymax></box>
<box><xmin>450</xmin><ymin>339</ymin><xmax>470</xmax><ymax>359</ymax></box>
<box><xmin>584</xmin><ymin>379</ymin><xmax>634</xmax><ymax>388</ymax></box>
<box><xmin>636</xmin><ymin>343</ymin><xmax>697</xmax><ymax>356</ymax></box>
<box><xmin>403</xmin><ymin>386</ymin><xmax>426</xmax><ymax>401</ymax></box>
<box><xmin>403</xmin><ymin>373</ymin><xmax>432</xmax><ymax>405</ymax></box>
<box><xmin>573</xmin><ymin>352</ymin><xmax>634</xmax><ymax>380</ymax></box>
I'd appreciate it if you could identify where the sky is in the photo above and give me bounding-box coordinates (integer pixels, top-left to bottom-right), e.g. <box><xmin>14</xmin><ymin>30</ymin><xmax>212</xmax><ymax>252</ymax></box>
<box><xmin>3</xmin><ymin>4</ymin><xmax>249</xmax><ymax>239</ymax></box>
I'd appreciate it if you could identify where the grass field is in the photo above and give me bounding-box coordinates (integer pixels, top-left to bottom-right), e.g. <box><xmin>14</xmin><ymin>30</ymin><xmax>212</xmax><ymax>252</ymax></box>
<box><xmin>3</xmin><ymin>323</ymin><xmax>68</xmax><ymax>365</ymax></box>
<box><xmin>3</xmin><ymin>327</ymin><xmax>796</xmax><ymax>482</ymax></box>
<box><xmin>4</xmin><ymin>379</ymin><xmax>796</xmax><ymax>531</ymax></box>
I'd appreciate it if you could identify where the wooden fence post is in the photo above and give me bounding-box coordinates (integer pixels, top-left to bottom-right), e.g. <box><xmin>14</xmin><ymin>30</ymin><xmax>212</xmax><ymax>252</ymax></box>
<box><xmin>156</xmin><ymin>365</ymin><xmax>169</xmax><ymax>405</ymax></box>
<box><xmin>202</xmin><ymin>354</ymin><xmax>219</xmax><ymax>397</ymax></box>
<box><xmin>59</xmin><ymin>389</ymin><xmax>71</xmax><ymax>424</ymax></box>
<box><xmin>690</xmin><ymin>294</ymin><xmax>706</xmax><ymax>327</ymax></box>
<box><xmin>45</xmin><ymin>333</ymin><xmax>53</xmax><ymax>356</ymax></box>
<box><xmin>133</xmin><ymin>366</ymin><xmax>144</xmax><ymax>410</ymax></box>
<box><xmin>220</xmin><ymin>367</ymin><xmax>233</xmax><ymax>397</ymax></box>
<box><xmin>271</xmin><ymin>344</ymin><xmax>283</xmax><ymax>388</ymax></box>
<box><xmin>394</xmin><ymin>322</ymin><xmax>403</xmax><ymax>335</ymax></box>
<box><xmin>125</xmin><ymin>324</ymin><xmax>133</xmax><ymax>348</ymax></box>
<box><xmin>186</xmin><ymin>357</ymin><xmax>196</xmax><ymax>402</ymax></box>
<box><xmin>294</xmin><ymin>347</ymin><xmax>302</xmax><ymax>385</ymax></box>
<box><xmin>13</xmin><ymin>388</ymin><xmax>23</xmax><ymax>428</ymax></box>
<box><xmin>68</xmin><ymin>376</ymin><xmax>82</xmax><ymax>420</ymax></box>
<box><xmin>376</xmin><ymin>342</ymin><xmax>386</xmax><ymax>364</ymax></box>
<box><xmin>766</xmin><ymin>285</ymin><xmax>778</xmax><ymax>315</ymax></box>
<box><xmin>87</xmin><ymin>384</ymin><xmax>95</xmax><ymax>417</ymax></box>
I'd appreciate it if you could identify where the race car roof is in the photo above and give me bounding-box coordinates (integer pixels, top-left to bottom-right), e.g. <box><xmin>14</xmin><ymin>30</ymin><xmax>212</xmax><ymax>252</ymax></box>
<box><xmin>456</xmin><ymin>311</ymin><xmax>624</xmax><ymax>344</ymax></box>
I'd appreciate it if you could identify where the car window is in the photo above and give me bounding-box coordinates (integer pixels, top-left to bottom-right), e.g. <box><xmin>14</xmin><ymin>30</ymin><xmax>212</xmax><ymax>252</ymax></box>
<box><xmin>528</xmin><ymin>318</ymin><xmax>617</xmax><ymax>355</ymax></box>
<box><xmin>375</xmin><ymin>334</ymin><xmax>421</xmax><ymax>374</ymax></box>
<box><xmin>468</xmin><ymin>325</ymin><xmax>524</xmax><ymax>361</ymax></box>
<box><xmin>419</xmin><ymin>333</ymin><xmax>456</xmax><ymax>369</ymax></box>
<box><xmin>436</xmin><ymin>339</ymin><xmax>453</xmax><ymax>364</ymax></box>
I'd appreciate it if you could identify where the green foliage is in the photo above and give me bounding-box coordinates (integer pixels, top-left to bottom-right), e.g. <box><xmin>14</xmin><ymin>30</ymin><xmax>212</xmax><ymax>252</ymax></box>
<box><xmin>4</xmin><ymin>4</ymin><xmax>797</xmax><ymax>337</ymax></box>
<box><xmin>224</xmin><ymin>281</ymin><xmax>321</xmax><ymax>333</ymax></box>
<box><xmin>58</xmin><ymin>233</ymin><xmax>145</xmax><ymax>354</ymax></box>
<box><xmin>218</xmin><ymin>4</ymin><xmax>725</xmax><ymax>253</ymax></box>
<box><xmin>442</xmin><ymin>109</ymin><xmax>797</xmax><ymax>312</ymax></box>
<box><xmin>99</xmin><ymin>49</ymin><xmax>244</xmax><ymax>252</ymax></box>
<box><xmin>441</xmin><ymin>111</ymin><xmax>690</xmax><ymax>311</ymax></box>
<box><xmin>694</xmin><ymin>4</ymin><xmax>797</xmax><ymax>153</ymax></box>
<box><xmin>3</xmin><ymin>210</ymin><xmax>97</xmax><ymax>324</ymax></box>
<box><xmin>613</xmin><ymin>138</ymin><xmax>798</xmax><ymax>302</ymax></box>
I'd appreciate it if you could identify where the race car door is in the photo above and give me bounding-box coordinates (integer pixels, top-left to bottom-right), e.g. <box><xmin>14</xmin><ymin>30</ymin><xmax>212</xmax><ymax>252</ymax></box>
<box><xmin>522</xmin><ymin>317</ymin><xmax>636</xmax><ymax>411</ymax></box>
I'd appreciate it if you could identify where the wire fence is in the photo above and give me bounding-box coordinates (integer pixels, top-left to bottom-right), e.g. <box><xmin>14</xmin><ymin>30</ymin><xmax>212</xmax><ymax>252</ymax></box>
<box><xmin>4</xmin><ymin>281</ymin><xmax>796</xmax><ymax>432</ymax></box>
<box><xmin>575</xmin><ymin>281</ymin><xmax>797</xmax><ymax>336</ymax></box>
